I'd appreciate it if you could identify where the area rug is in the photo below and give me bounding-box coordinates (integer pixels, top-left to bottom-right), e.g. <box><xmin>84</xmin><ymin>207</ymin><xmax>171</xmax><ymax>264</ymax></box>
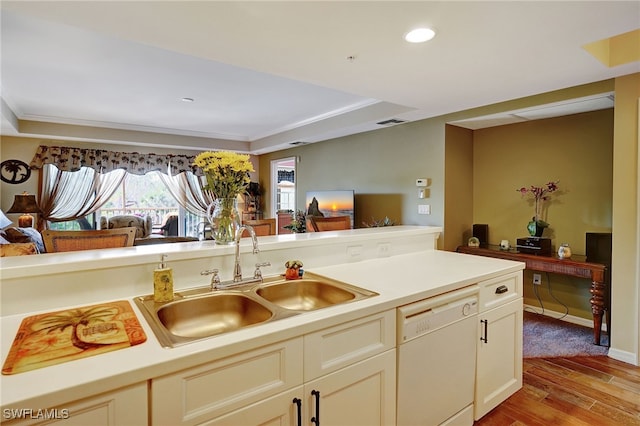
<box><xmin>523</xmin><ymin>311</ymin><xmax>609</xmax><ymax>358</ymax></box>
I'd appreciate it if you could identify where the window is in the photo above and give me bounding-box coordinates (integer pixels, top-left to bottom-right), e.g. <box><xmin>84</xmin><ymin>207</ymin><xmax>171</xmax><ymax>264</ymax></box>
<box><xmin>50</xmin><ymin>171</ymin><xmax>205</xmax><ymax>237</ymax></box>
<box><xmin>102</xmin><ymin>172</ymin><xmax>179</xmax><ymax>227</ymax></box>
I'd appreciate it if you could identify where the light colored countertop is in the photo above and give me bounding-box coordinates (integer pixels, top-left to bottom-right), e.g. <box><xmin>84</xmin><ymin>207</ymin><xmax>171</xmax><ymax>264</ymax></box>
<box><xmin>1</xmin><ymin>243</ymin><xmax>523</xmax><ymax>410</ymax></box>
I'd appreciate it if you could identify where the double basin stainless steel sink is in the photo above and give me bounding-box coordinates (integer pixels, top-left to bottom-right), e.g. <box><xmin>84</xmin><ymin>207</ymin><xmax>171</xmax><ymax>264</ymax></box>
<box><xmin>134</xmin><ymin>273</ymin><xmax>378</xmax><ymax>348</ymax></box>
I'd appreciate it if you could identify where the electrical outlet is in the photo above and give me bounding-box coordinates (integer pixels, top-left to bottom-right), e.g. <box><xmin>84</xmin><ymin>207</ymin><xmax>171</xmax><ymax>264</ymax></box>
<box><xmin>377</xmin><ymin>242</ymin><xmax>391</xmax><ymax>257</ymax></box>
<box><xmin>347</xmin><ymin>245</ymin><xmax>363</xmax><ymax>260</ymax></box>
<box><xmin>418</xmin><ymin>204</ymin><xmax>430</xmax><ymax>215</ymax></box>
<box><xmin>533</xmin><ymin>273</ymin><xmax>542</xmax><ymax>285</ymax></box>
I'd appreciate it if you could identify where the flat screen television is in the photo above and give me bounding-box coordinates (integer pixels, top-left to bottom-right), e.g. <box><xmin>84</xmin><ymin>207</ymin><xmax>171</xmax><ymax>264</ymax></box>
<box><xmin>305</xmin><ymin>190</ymin><xmax>355</xmax><ymax>228</ymax></box>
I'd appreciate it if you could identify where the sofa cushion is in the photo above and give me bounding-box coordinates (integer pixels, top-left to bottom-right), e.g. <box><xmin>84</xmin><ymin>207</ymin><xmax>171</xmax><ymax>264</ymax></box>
<box><xmin>0</xmin><ymin>242</ymin><xmax>38</xmax><ymax>257</ymax></box>
<box><xmin>3</xmin><ymin>227</ymin><xmax>45</xmax><ymax>253</ymax></box>
<box><xmin>100</xmin><ymin>215</ymin><xmax>152</xmax><ymax>239</ymax></box>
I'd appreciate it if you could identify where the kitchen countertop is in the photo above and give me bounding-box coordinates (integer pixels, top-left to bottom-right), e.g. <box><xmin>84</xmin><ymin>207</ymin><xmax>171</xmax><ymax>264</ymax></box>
<box><xmin>0</xmin><ymin>249</ymin><xmax>523</xmax><ymax>410</ymax></box>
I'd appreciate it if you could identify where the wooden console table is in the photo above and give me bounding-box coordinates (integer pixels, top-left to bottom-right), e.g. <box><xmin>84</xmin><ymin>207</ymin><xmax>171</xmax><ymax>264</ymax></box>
<box><xmin>456</xmin><ymin>245</ymin><xmax>608</xmax><ymax>346</ymax></box>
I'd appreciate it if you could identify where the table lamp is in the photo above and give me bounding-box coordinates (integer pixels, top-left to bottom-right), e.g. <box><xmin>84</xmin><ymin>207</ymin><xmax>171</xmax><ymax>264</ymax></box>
<box><xmin>7</xmin><ymin>192</ymin><xmax>41</xmax><ymax>228</ymax></box>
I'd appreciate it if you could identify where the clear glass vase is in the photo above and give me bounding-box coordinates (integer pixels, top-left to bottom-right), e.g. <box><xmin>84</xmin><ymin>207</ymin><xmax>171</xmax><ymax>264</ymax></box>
<box><xmin>206</xmin><ymin>198</ymin><xmax>241</xmax><ymax>245</ymax></box>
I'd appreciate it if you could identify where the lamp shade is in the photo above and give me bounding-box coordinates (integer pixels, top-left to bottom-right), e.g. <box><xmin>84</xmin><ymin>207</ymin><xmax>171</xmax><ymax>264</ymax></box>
<box><xmin>0</xmin><ymin>210</ymin><xmax>12</xmax><ymax>229</ymax></box>
<box><xmin>7</xmin><ymin>193</ymin><xmax>41</xmax><ymax>228</ymax></box>
<box><xmin>7</xmin><ymin>193</ymin><xmax>41</xmax><ymax>214</ymax></box>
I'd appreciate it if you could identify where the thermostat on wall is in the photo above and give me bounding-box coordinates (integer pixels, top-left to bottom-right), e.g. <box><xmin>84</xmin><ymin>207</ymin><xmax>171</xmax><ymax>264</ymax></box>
<box><xmin>416</xmin><ymin>178</ymin><xmax>427</xmax><ymax>187</ymax></box>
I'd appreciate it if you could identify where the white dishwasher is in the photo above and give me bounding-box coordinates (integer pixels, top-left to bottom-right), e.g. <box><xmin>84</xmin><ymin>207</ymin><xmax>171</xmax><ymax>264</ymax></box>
<box><xmin>397</xmin><ymin>285</ymin><xmax>479</xmax><ymax>426</ymax></box>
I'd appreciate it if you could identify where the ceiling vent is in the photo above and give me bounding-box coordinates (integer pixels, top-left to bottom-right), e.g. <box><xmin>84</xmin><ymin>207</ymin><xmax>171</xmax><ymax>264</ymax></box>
<box><xmin>376</xmin><ymin>118</ymin><xmax>406</xmax><ymax>126</ymax></box>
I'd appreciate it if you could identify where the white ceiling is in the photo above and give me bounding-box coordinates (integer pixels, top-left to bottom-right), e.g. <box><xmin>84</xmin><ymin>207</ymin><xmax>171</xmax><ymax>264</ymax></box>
<box><xmin>1</xmin><ymin>1</ymin><xmax>637</xmax><ymax>154</ymax></box>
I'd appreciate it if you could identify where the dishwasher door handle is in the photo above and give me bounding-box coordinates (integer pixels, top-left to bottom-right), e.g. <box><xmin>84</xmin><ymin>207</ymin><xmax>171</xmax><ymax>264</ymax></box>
<box><xmin>480</xmin><ymin>319</ymin><xmax>488</xmax><ymax>343</ymax></box>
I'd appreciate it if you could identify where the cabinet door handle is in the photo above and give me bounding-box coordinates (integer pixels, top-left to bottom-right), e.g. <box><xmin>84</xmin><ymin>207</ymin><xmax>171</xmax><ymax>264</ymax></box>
<box><xmin>292</xmin><ymin>398</ymin><xmax>302</xmax><ymax>426</ymax></box>
<box><xmin>480</xmin><ymin>319</ymin><xmax>488</xmax><ymax>343</ymax></box>
<box><xmin>310</xmin><ymin>389</ymin><xmax>321</xmax><ymax>426</ymax></box>
<box><xmin>495</xmin><ymin>285</ymin><xmax>509</xmax><ymax>294</ymax></box>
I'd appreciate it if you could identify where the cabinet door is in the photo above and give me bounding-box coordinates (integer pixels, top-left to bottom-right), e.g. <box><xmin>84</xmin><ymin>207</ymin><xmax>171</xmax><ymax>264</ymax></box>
<box><xmin>475</xmin><ymin>298</ymin><xmax>523</xmax><ymax>420</ymax></box>
<box><xmin>3</xmin><ymin>383</ymin><xmax>147</xmax><ymax>426</ymax></box>
<box><xmin>152</xmin><ymin>338</ymin><xmax>303</xmax><ymax>425</ymax></box>
<box><xmin>206</xmin><ymin>386</ymin><xmax>303</xmax><ymax>426</ymax></box>
<box><xmin>304</xmin><ymin>350</ymin><xmax>396</xmax><ymax>426</ymax></box>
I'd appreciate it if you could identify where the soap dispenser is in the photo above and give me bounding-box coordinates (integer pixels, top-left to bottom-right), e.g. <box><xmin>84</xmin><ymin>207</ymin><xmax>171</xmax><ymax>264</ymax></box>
<box><xmin>154</xmin><ymin>254</ymin><xmax>174</xmax><ymax>303</ymax></box>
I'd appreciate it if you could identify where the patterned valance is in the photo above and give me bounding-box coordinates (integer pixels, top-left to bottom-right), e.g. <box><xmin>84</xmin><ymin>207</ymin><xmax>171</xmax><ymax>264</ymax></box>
<box><xmin>29</xmin><ymin>145</ymin><xmax>203</xmax><ymax>176</ymax></box>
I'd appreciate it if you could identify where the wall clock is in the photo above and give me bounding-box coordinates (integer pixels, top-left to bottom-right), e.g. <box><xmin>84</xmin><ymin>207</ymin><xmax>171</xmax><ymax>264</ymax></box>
<box><xmin>1</xmin><ymin>159</ymin><xmax>32</xmax><ymax>184</ymax></box>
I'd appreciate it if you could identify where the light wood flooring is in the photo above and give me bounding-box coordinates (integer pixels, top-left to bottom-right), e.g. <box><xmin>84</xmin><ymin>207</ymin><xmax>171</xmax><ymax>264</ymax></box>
<box><xmin>474</xmin><ymin>356</ymin><xmax>640</xmax><ymax>426</ymax></box>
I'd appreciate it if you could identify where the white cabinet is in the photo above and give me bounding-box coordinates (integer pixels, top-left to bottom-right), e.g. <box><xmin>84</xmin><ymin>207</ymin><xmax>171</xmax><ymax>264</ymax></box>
<box><xmin>151</xmin><ymin>310</ymin><xmax>396</xmax><ymax>426</ymax></box>
<box><xmin>209</xmin><ymin>350</ymin><xmax>396</xmax><ymax>426</ymax></box>
<box><xmin>3</xmin><ymin>383</ymin><xmax>147</xmax><ymax>426</ymax></box>
<box><xmin>151</xmin><ymin>338</ymin><xmax>303</xmax><ymax>425</ymax></box>
<box><xmin>304</xmin><ymin>350</ymin><xmax>396</xmax><ymax>426</ymax></box>
<box><xmin>205</xmin><ymin>387</ymin><xmax>303</xmax><ymax>426</ymax></box>
<box><xmin>303</xmin><ymin>310</ymin><xmax>396</xmax><ymax>426</ymax></box>
<box><xmin>474</xmin><ymin>272</ymin><xmax>523</xmax><ymax>420</ymax></box>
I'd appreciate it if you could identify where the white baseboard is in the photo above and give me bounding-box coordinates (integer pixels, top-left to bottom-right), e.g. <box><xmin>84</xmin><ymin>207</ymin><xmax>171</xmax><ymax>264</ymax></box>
<box><xmin>607</xmin><ymin>348</ymin><xmax>639</xmax><ymax>366</ymax></box>
<box><xmin>523</xmin><ymin>304</ymin><xmax>605</xmax><ymax>330</ymax></box>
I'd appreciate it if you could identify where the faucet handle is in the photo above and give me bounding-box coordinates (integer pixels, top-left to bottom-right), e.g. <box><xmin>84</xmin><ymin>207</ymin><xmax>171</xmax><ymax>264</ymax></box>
<box><xmin>254</xmin><ymin>262</ymin><xmax>271</xmax><ymax>280</ymax></box>
<box><xmin>201</xmin><ymin>269</ymin><xmax>220</xmax><ymax>289</ymax></box>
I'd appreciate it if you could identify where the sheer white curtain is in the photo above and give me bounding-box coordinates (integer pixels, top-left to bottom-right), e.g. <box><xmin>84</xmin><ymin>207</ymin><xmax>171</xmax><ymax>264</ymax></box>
<box><xmin>38</xmin><ymin>164</ymin><xmax>126</xmax><ymax>227</ymax></box>
<box><xmin>158</xmin><ymin>168</ymin><xmax>214</xmax><ymax>216</ymax></box>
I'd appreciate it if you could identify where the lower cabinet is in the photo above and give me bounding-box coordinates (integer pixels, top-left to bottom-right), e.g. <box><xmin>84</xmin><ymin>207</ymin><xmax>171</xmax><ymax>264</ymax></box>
<box><xmin>151</xmin><ymin>338</ymin><xmax>304</xmax><ymax>425</ymax></box>
<box><xmin>3</xmin><ymin>383</ymin><xmax>147</xmax><ymax>426</ymax></box>
<box><xmin>206</xmin><ymin>387</ymin><xmax>304</xmax><ymax>426</ymax></box>
<box><xmin>304</xmin><ymin>350</ymin><xmax>396</xmax><ymax>426</ymax></box>
<box><xmin>151</xmin><ymin>310</ymin><xmax>396</xmax><ymax>426</ymax></box>
<box><xmin>475</xmin><ymin>297</ymin><xmax>523</xmax><ymax>420</ymax></box>
<box><xmin>208</xmin><ymin>350</ymin><xmax>396</xmax><ymax>426</ymax></box>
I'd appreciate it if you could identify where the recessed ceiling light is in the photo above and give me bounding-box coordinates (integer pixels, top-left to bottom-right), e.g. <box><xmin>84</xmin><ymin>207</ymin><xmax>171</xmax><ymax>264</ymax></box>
<box><xmin>404</xmin><ymin>28</ymin><xmax>436</xmax><ymax>43</ymax></box>
<box><xmin>181</xmin><ymin>97</ymin><xmax>194</xmax><ymax>102</ymax></box>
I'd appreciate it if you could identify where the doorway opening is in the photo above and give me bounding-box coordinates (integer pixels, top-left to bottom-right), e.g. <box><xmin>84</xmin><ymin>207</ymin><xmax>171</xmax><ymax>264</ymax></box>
<box><xmin>271</xmin><ymin>157</ymin><xmax>296</xmax><ymax>233</ymax></box>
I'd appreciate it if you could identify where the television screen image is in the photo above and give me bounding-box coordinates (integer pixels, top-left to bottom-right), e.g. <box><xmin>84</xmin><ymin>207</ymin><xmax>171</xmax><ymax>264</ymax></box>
<box><xmin>305</xmin><ymin>190</ymin><xmax>355</xmax><ymax>228</ymax></box>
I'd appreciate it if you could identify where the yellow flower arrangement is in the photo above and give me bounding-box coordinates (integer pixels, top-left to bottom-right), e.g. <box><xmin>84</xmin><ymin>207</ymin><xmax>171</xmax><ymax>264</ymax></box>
<box><xmin>193</xmin><ymin>151</ymin><xmax>254</xmax><ymax>199</ymax></box>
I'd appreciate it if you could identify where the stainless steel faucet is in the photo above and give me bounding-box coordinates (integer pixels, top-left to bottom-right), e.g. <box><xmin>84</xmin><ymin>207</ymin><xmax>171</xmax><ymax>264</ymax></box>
<box><xmin>233</xmin><ymin>225</ymin><xmax>259</xmax><ymax>283</ymax></box>
<box><xmin>201</xmin><ymin>225</ymin><xmax>269</xmax><ymax>290</ymax></box>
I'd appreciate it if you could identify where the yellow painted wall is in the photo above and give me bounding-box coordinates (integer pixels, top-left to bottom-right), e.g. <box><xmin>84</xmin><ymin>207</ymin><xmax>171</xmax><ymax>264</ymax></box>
<box><xmin>611</xmin><ymin>73</ymin><xmax>639</xmax><ymax>360</ymax></box>
<box><xmin>444</xmin><ymin>124</ymin><xmax>474</xmax><ymax>250</ymax></box>
<box><xmin>472</xmin><ymin>109</ymin><xmax>614</xmax><ymax>319</ymax></box>
<box><xmin>473</xmin><ymin>110</ymin><xmax>614</xmax><ymax>251</ymax></box>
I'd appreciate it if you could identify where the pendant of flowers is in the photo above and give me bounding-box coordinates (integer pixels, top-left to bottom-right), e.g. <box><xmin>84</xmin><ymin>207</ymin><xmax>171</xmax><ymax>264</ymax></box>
<box><xmin>193</xmin><ymin>151</ymin><xmax>254</xmax><ymax>244</ymax></box>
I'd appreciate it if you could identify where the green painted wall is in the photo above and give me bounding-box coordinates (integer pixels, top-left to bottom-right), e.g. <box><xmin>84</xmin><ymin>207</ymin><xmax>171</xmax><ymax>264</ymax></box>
<box><xmin>259</xmin><ymin>119</ymin><xmax>447</xmax><ymax>238</ymax></box>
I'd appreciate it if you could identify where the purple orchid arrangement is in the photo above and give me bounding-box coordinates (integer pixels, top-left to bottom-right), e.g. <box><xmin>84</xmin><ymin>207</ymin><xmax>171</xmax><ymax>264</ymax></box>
<box><xmin>517</xmin><ymin>180</ymin><xmax>559</xmax><ymax>225</ymax></box>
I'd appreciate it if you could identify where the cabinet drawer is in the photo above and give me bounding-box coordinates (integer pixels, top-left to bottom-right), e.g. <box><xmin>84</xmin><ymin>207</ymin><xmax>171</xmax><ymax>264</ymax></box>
<box><xmin>151</xmin><ymin>337</ymin><xmax>303</xmax><ymax>425</ymax></box>
<box><xmin>478</xmin><ymin>272</ymin><xmax>522</xmax><ymax>312</ymax></box>
<box><xmin>304</xmin><ymin>310</ymin><xmax>395</xmax><ymax>381</ymax></box>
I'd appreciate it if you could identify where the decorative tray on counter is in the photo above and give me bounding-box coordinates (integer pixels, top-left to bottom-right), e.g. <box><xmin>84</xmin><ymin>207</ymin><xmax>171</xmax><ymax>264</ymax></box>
<box><xmin>2</xmin><ymin>300</ymin><xmax>146</xmax><ymax>375</ymax></box>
